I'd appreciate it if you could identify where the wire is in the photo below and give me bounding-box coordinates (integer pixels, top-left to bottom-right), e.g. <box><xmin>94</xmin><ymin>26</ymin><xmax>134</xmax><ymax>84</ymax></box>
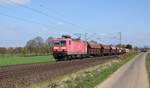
<box><xmin>6</xmin><ymin>0</ymin><xmax>89</xmax><ymax>31</ymax></box>
<box><xmin>0</xmin><ymin>11</ymin><xmax>58</xmax><ymax>30</ymax></box>
<box><xmin>39</xmin><ymin>4</ymin><xmax>90</xmax><ymax>30</ymax></box>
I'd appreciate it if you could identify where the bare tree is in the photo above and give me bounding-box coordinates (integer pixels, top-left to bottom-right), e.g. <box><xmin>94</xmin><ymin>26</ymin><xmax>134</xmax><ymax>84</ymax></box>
<box><xmin>0</xmin><ymin>47</ymin><xmax>7</xmax><ymax>55</ymax></box>
<box><xmin>26</xmin><ymin>36</ymin><xmax>45</xmax><ymax>55</ymax></box>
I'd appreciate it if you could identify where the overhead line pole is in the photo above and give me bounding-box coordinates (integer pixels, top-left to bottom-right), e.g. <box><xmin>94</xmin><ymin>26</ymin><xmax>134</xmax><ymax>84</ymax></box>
<box><xmin>85</xmin><ymin>33</ymin><xmax>88</xmax><ymax>54</ymax></box>
<box><xmin>119</xmin><ymin>32</ymin><xmax>122</xmax><ymax>46</ymax></box>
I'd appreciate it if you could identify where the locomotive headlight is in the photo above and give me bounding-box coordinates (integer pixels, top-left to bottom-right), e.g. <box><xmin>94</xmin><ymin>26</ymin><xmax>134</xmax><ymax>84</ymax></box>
<box><xmin>53</xmin><ymin>49</ymin><xmax>57</xmax><ymax>51</ymax></box>
<box><xmin>61</xmin><ymin>47</ymin><xmax>66</xmax><ymax>49</ymax></box>
<box><xmin>54</xmin><ymin>47</ymin><xmax>59</xmax><ymax>49</ymax></box>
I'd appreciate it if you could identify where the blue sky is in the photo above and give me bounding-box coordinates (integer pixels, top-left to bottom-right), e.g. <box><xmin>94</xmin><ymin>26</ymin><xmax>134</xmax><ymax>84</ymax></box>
<box><xmin>0</xmin><ymin>0</ymin><xmax>150</xmax><ymax>47</ymax></box>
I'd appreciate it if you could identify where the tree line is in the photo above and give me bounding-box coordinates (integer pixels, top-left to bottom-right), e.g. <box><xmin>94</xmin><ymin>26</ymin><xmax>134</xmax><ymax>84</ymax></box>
<box><xmin>0</xmin><ymin>36</ymin><xmax>54</xmax><ymax>56</ymax></box>
<box><xmin>0</xmin><ymin>36</ymin><xmax>136</xmax><ymax>56</ymax></box>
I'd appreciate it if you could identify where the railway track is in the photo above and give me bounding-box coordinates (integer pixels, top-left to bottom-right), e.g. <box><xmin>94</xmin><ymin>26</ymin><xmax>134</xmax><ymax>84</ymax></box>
<box><xmin>0</xmin><ymin>56</ymin><xmax>117</xmax><ymax>88</ymax></box>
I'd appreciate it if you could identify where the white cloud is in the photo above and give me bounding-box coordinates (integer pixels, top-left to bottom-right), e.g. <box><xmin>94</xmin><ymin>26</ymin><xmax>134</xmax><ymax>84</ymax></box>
<box><xmin>0</xmin><ymin>0</ymin><xmax>31</xmax><ymax>5</ymax></box>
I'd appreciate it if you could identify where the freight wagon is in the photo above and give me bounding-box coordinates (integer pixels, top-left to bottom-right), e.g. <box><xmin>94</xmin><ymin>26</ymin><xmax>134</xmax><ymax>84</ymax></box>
<box><xmin>87</xmin><ymin>43</ymin><xmax>102</xmax><ymax>56</ymax></box>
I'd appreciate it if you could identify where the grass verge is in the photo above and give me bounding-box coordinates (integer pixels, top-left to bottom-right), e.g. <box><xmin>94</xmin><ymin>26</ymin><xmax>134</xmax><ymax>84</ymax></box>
<box><xmin>146</xmin><ymin>52</ymin><xmax>150</xmax><ymax>83</ymax></box>
<box><xmin>27</xmin><ymin>53</ymin><xmax>137</xmax><ymax>88</ymax></box>
<box><xmin>70</xmin><ymin>53</ymin><xmax>136</xmax><ymax>88</ymax></box>
<box><xmin>0</xmin><ymin>55</ymin><xmax>55</xmax><ymax>66</ymax></box>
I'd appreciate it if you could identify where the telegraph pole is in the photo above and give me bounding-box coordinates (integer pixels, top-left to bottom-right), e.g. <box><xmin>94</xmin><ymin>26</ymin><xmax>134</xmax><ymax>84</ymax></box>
<box><xmin>84</xmin><ymin>33</ymin><xmax>88</xmax><ymax>54</ymax></box>
<box><xmin>119</xmin><ymin>32</ymin><xmax>122</xmax><ymax>46</ymax></box>
<box><xmin>85</xmin><ymin>33</ymin><xmax>88</xmax><ymax>42</ymax></box>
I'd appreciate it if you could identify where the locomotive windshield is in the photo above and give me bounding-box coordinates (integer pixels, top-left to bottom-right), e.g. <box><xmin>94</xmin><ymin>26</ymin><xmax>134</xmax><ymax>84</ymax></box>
<box><xmin>60</xmin><ymin>40</ymin><xmax>66</xmax><ymax>46</ymax></box>
<box><xmin>54</xmin><ymin>40</ymin><xmax>66</xmax><ymax>46</ymax></box>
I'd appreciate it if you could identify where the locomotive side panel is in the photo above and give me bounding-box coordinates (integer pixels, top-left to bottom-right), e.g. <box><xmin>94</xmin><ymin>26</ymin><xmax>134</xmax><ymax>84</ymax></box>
<box><xmin>67</xmin><ymin>40</ymin><xmax>87</xmax><ymax>55</ymax></box>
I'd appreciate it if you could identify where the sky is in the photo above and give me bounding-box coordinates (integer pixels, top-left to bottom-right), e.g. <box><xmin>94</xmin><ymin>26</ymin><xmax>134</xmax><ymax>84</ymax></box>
<box><xmin>0</xmin><ymin>0</ymin><xmax>150</xmax><ymax>47</ymax></box>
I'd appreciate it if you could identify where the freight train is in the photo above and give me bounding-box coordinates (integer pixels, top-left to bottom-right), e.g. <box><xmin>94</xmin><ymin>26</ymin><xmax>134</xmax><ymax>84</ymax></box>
<box><xmin>53</xmin><ymin>35</ymin><xmax>127</xmax><ymax>61</ymax></box>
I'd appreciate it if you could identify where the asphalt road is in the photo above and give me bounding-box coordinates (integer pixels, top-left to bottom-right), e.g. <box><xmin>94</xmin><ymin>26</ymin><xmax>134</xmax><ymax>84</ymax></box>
<box><xmin>96</xmin><ymin>53</ymin><xmax>149</xmax><ymax>88</ymax></box>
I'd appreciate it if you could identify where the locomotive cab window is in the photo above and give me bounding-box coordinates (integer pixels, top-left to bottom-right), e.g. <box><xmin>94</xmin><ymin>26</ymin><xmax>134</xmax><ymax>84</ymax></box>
<box><xmin>54</xmin><ymin>40</ymin><xmax>66</xmax><ymax>46</ymax></box>
<box><xmin>54</xmin><ymin>42</ymin><xmax>60</xmax><ymax>46</ymax></box>
<box><xmin>60</xmin><ymin>40</ymin><xmax>66</xmax><ymax>46</ymax></box>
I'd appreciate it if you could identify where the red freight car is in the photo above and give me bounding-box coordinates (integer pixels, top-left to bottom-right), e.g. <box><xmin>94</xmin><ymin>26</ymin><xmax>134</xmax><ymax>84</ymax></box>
<box><xmin>53</xmin><ymin>35</ymin><xmax>87</xmax><ymax>60</ymax></box>
<box><xmin>101</xmin><ymin>44</ymin><xmax>111</xmax><ymax>56</ymax></box>
<box><xmin>110</xmin><ymin>45</ymin><xmax>117</xmax><ymax>55</ymax></box>
<box><xmin>87</xmin><ymin>42</ymin><xmax>102</xmax><ymax>56</ymax></box>
<box><xmin>116</xmin><ymin>47</ymin><xmax>121</xmax><ymax>55</ymax></box>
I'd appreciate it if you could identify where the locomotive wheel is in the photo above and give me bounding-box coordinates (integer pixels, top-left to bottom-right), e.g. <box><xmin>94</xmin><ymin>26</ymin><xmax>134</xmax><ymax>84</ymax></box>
<box><xmin>63</xmin><ymin>56</ymin><xmax>68</xmax><ymax>61</ymax></box>
<box><xmin>68</xmin><ymin>56</ymin><xmax>72</xmax><ymax>60</ymax></box>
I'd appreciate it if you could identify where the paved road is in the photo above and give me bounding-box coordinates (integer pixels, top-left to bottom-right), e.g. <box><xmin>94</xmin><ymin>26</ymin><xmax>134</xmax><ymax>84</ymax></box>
<box><xmin>96</xmin><ymin>53</ymin><xmax>149</xmax><ymax>88</ymax></box>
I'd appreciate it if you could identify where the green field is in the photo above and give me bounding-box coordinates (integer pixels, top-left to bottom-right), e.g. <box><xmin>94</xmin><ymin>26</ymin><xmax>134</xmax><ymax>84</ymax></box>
<box><xmin>0</xmin><ymin>55</ymin><xmax>55</xmax><ymax>66</ymax></box>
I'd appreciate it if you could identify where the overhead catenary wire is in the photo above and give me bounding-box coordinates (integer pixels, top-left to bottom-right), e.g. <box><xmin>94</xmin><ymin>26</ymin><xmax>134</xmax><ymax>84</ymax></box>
<box><xmin>0</xmin><ymin>11</ymin><xmax>54</xmax><ymax>29</ymax></box>
<box><xmin>0</xmin><ymin>12</ymin><xmax>121</xmax><ymax>45</ymax></box>
<box><xmin>0</xmin><ymin>3</ymin><xmax>72</xmax><ymax>34</ymax></box>
<box><xmin>6</xmin><ymin>0</ymin><xmax>89</xmax><ymax>31</ymax></box>
<box><xmin>0</xmin><ymin>11</ymin><xmax>67</xmax><ymax>41</ymax></box>
<box><xmin>39</xmin><ymin>4</ymin><xmax>90</xmax><ymax>30</ymax></box>
<box><xmin>95</xmin><ymin>32</ymin><xmax>122</xmax><ymax>45</ymax></box>
<box><xmin>1</xmin><ymin>1</ymin><xmax>122</xmax><ymax>44</ymax></box>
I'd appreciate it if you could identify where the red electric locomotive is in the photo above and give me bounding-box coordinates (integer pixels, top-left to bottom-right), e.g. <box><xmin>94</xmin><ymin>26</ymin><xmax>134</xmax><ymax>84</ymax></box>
<box><xmin>53</xmin><ymin>35</ymin><xmax>87</xmax><ymax>61</ymax></box>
